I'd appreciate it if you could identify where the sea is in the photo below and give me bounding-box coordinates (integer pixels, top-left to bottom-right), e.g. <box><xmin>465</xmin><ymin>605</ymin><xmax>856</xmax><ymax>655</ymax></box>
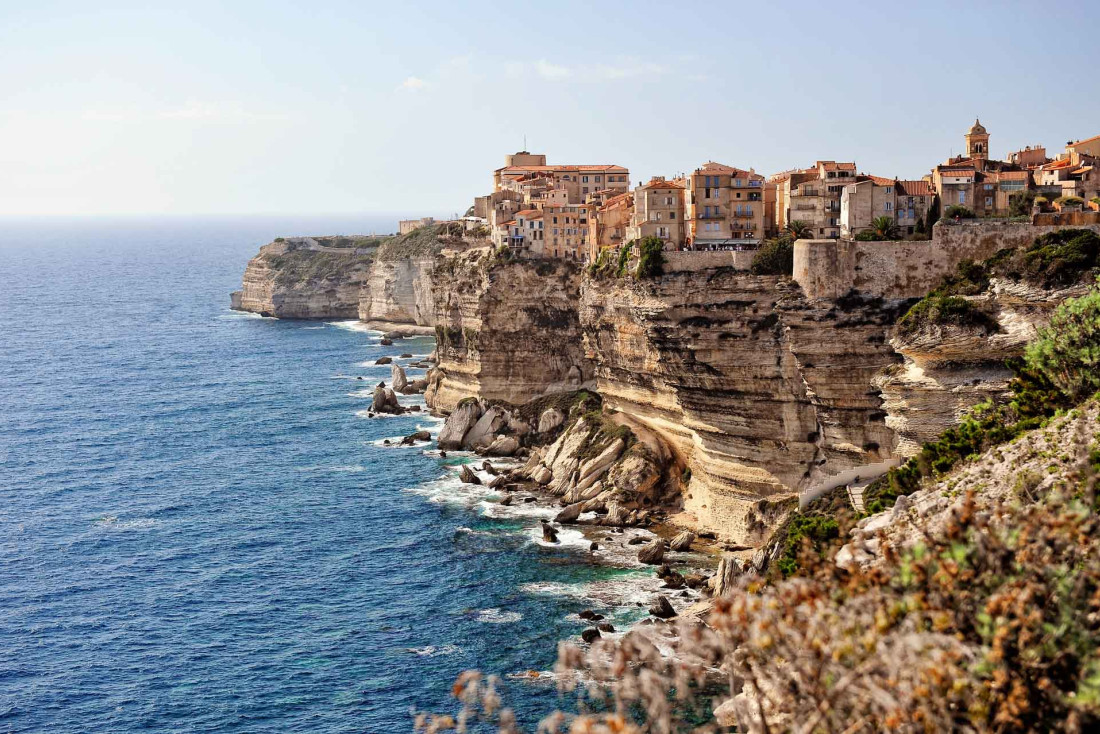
<box><xmin>0</xmin><ymin>216</ymin><xmax>671</xmax><ymax>733</ymax></box>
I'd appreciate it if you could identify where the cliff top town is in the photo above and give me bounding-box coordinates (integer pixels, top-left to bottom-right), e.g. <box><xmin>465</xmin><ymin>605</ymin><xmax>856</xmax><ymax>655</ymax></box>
<box><xmin>395</xmin><ymin>120</ymin><xmax>1100</xmax><ymax>262</ymax></box>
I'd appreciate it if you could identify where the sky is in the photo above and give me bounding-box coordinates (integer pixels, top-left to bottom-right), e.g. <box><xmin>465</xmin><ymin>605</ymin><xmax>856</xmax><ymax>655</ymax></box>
<box><xmin>2</xmin><ymin>0</ymin><xmax>1099</xmax><ymax>217</ymax></box>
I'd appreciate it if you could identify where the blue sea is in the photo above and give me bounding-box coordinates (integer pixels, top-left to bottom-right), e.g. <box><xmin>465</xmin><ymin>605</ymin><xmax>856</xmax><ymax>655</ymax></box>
<box><xmin>0</xmin><ymin>217</ymin><xmax>663</xmax><ymax>733</ymax></box>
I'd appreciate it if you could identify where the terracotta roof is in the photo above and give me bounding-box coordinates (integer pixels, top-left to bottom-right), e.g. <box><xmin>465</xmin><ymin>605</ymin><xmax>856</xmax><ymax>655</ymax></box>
<box><xmin>497</xmin><ymin>164</ymin><xmax>629</xmax><ymax>174</ymax></box>
<box><xmin>1073</xmin><ymin>166</ymin><xmax>1094</xmax><ymax>174</ymax></box>
<box><xmin>515</xmin><ymin>209</ymin><xmax>543</xmax><ymax>218</ymax></box>
<box><xmin>1042</xmin><ymin>158</ymin><xmax>1076</xmax><ymax>170</ymax></box>
<box><xmin>1070</xmin><ymin>133</ymin><xmax>1100</xmax><ymax>146</ymax></box>
<box><xmin>817</xmin><ymin>161</ymin><xmax>857</xmax><ymax>171</ymax></box>
<box><xmin>640</xmin><ymin>177</ymin><xmax>685</xmax><ymax>190</ymax></box>
<box><xmin>868</xmin><ymin>175</ymin><xmax>896</xmax><ymax>186</ymax></box>
<box><xmin>996</xmin><ymin>171</ymin><xmax>1029</xmax><ymax>180</ymax></box>
<box><xmin>695</xmin><ymin>161</ymin><xmax>737</xmax><ymax>174</ymax></box>
<box><xmin>898</xmin><ymin>180</ymin><xmax>933</xmax><ymax>196</ymax></box>
<box><xmin>599</xmin><ymin>192</ymin><xmax>633</xmax><ymax>210</ymax></box>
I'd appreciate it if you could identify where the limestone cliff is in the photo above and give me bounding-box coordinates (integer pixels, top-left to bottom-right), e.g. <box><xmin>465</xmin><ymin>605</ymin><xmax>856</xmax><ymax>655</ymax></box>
<box><xmin>424</xmin><ymin>252</ymin><xmax>594</xmax><ymax>414</ymax></box>
<box><xmin>358</xmin><ymin>255</ymin><xmax>437</xmax><ymax>328</ymax></box>
<box><xmin>233</xmin><ymin>237</ymin><xmax>378</xmax><ymax>318</ymax></box>
<box><xmin>579</xmin><ymin>272</ymin><xmax>905</xmax><ymax>543</ymax></box>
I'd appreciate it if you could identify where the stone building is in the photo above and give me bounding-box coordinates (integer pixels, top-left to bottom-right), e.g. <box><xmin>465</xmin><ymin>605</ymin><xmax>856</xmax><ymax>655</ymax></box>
<box><xmin>840</xmin><ymin>177</ymin><xmax>934</xmax><ymax>238</ymax></box>
<box><xmin>492</xmin><ymin>151</ymin><xmax>630</xmax><ymax>205</ymax></box>
<box><xmin>627</xmin><ymin>177</ymin><xmax>687</xmax><ymax>249</ymax></box>
<box><xmin>930</xmin><ymin>119</ymin><xmax>1035</xmax><ymax>218</ymax></box>
<box><xmin>684</xmin><ymin>161</ymin><xmax>765</xmax><ymax>249</ymax></box>
<box><xmin>587</xmin><ymin>191</ymin><xmax>633</xmax><ymax>260</ymax></box>
<box><xmin>398</xmin><ymin>217</ymin><xmax>435</xmax><ymax>235</ymax></box>
<box><xmin>777</xmin><ymin>161</ymin><xmax>858</xmax><ymax>239</ymax></box>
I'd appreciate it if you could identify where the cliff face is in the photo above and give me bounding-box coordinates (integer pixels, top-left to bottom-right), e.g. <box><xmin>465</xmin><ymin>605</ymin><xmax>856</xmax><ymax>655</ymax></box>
<box><xmin>579</xmin><ymin>272</ymin><xmax>904</xmax><ymax>543</ymax></box>
<box><xmin>234</xmin><ymin>238</ymin><xmax>376</xmax><ymax>319</ymax></box>
<box><xmin>424</xmin><ymin>253</ymin><xmax>594</xmax><ymax>414</ymax></box>
<box><xmin>357</xmin><ymin>256</ymin><xmax>436</xmax><ymax>327</ymax></box>
<box><xmin>876</xmin><ymin>277</ymin><xmax>1093</xmax><ymax>453</ymax></box>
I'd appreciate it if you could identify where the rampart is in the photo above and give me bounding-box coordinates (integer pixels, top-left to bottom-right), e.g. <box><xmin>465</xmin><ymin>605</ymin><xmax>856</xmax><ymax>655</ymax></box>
<box><xmin>793</xmin><ymin>221</ymin><xmax>1100</xmax><ymax>300</ymax></box>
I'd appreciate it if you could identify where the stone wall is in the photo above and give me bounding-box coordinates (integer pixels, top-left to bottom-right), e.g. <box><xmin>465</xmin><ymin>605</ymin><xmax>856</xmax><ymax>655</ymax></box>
<box><xmin>663</xmin><ymin>250</ymin><xmax>755</xmax><ymax>272</ymax></box>
<box><xmin>793</xmin><ymin>221</ymin><xmax>1100</xmax><ymax>300</ymax></box>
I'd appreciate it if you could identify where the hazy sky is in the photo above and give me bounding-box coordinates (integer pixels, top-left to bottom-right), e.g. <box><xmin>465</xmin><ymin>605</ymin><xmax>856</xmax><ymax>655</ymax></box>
<box><xmin>3</xmin><ymin>0</ymin><xmax>1098</xmax><ymax>216</ymax></box>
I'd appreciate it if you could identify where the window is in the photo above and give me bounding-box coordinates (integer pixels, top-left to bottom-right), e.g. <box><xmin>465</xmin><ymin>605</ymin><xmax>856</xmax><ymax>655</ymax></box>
<box><xmin>885</xmin><ymin>202</ymin><xmax>892</xmax><ymax>211</ymax></box>
<box><xmin>670</xmin><ymin>212</ymin><xmax>676</xmax><ymax>219</ymax></box>
<box><xmin>595</xmin><ymin>176</ymin><xmax>601</xmax><ymax>183</ymax></box>
<box><xmin>985</xmin><ymin>196</ymin><xmax>993</xmax><ymax>207</ymax></box>
<box><xmin>735</xmin><ymin>179</ymin><xmax>742</xmax><ymax>187</ymax></box>
<box><xmin>984</xmin><ymin>184</ymin><xmax>993</xmax><ymax>190</ymax></box>
<box><xmin>582</xmin><ymin>176</ymin><xmax>589</xmax><ymax>183</ymax></box>
<box><xmin>958</xmin><ymin>191</ymin><xmax>967</xmax><ymax>204</ymax></box>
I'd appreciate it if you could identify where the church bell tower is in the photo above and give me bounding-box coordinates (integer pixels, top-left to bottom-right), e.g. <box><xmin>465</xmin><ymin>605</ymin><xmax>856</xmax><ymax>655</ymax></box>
<box><xmin>965</xmin><ymin>118</ymin><xmax>989</xmax><ymax>160</ymax></box>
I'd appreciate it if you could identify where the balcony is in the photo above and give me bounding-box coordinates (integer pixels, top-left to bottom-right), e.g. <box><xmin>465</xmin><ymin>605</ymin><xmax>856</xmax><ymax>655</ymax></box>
<box><xmin>732</xmin><ymin>210</ymin><xmax>755</xmax><ymax>218</ymax></box>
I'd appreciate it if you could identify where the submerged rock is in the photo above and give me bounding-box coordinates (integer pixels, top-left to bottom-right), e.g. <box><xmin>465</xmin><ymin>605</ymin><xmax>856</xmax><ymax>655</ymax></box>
<box><xmin>375</xmin><ymin>356</ymin><xmax>393</xmax><ymax>365</ymax></box>
<box><xmin>581</xmin><ymin>628</ymin><xmax>601</xmax><ymax>644</ymax></box>
<box><xmin>649</xmin><ymin>595</ymin><xmax>676</xmax><ymax>619</ymax></box>
<box><xmin>542</xmin><ymin>523</ymin><xmax>559</xmax><ymax>543</ymax></box>
<box><xmin>400</xmin><ymin>430</ymin><xmax>431</xmax><ymax>445</ymax></box>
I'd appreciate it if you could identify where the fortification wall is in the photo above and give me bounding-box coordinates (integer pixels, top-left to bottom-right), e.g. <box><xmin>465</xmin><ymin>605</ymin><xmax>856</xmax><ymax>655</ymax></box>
<box><xmin>663</xmin><ymin>250</ymin><xmax>755</xmax><ymax>272</ymax></box>
<box><xmin>794</xmin><ymin>221</ymin><xmax>1100</xmax><ymax>300</ymax></box>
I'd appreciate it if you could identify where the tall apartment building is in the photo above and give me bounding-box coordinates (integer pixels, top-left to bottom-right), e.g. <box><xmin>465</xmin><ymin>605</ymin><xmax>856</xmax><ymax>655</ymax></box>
<box><xmin>627</xmin><ymin>177</ymin><xmax>687</xmax><ymax>249</ymax></box>
<box><xmin>684</xmin><ymin>162</ymin><xmax>765</xmax><ymax>249</ymax></box>
<box><xmin>776</xmin><ymin>161</ymin><xmax>858</xmax><ymax>239</ymax></box>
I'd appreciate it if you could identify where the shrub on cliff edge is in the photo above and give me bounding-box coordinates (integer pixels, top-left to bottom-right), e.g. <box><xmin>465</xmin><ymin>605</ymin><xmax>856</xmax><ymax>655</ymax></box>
<box><xmin>635</xmin><ymin>236</ymin><xmax>665</xmax><ymax>279</ymax></box>
<box><xmin>1026</xmin><ymin>283</ymin><xmax>1100</xmax><ymax>402</ymax></box>
<box><xmin>750</xmin><ymin>236</ymin><xmax>794</xmax><ymax>275</ymax></box>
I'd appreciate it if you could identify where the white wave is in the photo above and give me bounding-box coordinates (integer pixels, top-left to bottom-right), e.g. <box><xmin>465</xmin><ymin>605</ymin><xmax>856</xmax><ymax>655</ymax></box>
<box><xmin>455</xmin><ymin>526</ymin><xmax>494</xmax><ymax>537</ymax></box>
<box><xmin>296</xmin><ymin>464</ymin><xmax>366</xmax><ymax>473</ymax></box>
<box><xmin>519</xmin><ymin>573</ymin><xmax>666</xmax><ymax>608</ymax></box>
<box><xmin>372</xmin><ymin>436</ymin><xmax>432</xmax><ymax>448</ymax></box>
<box><xmin>95</xmin><ymin>516</ymin><xmax>158</xmax><ymax>531</ymax></box>
<box><xmin>301</xmin><ymin>325</ymin><xmax>326</xmax><ymax>330</ymax></box>
<box><xmin>476</xmin><ymin>608</ymin><xmax>522</xmax><ymax>624</ymax></box>
<box><xmin>325</xmin><ymin>320</ymin><xmax>381</xmax><ymax>334</ymax></box>
<box><xmin>354</xmin><ymin>409</ymin><xmax>421</xmax><ymax>419</ymax></box>
<box><xmin>217</xmin><ymin>310</ymin><xmax>271</xmax><ymax>320</ymax></box>
<box><xmin>407</xmin><ymin>644</ymin><xmax>462</xmax><ymax>657</ymax></box>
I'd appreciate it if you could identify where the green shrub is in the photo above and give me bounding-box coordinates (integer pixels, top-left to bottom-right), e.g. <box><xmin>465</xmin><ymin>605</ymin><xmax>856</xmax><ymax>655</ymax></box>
<box><xmin>897</xmin><ymin>294</ymin><xmax>998</xmax><ymax>335</ymax></box>
<box><xmin>615</xmin><ymin>241</ymin><xmax>633</xmax><ymax>277</ymax></box>
<box><xmin>853</xmin><ymin>230</ymin><xmax>881</xmax><ymax>241</ymax></box>
<box><xmin>1009</xmin><ymin>189</ymin><xmax>1038</xmax><ymax>217</ymax></box>
<box><xmin>1035</xmin><ymin>196</ymin><xmax>1049</xmax><ymax>205</ymax></box>
<box><xmin>750</xmin><ymin>236</ymin><xmax>794</xmax><ymax>275</ymax></box>
<box><xmin>1025</xmin><ymin>285</ymin><xmax>1100</xmax><ymax>401</ymax></box>
<box><xmin>1055</xmin><ymin>195</ymin><xmax>1085</xmax><ymax>207</ymax></box>
<box><xmin>1092</xmin><ymin>197</ymin><xmax>1100</xmax><ymax>206</ymax></box>
<box><xmin>587</xmin><ymin>247</ymin><xmax>613</xmax><ymax>278</ymax></box>
<box><xmin>635</xmin><ymin>236</ymin><xmax>665</xmax><ymax>278</ymax></box>
<box><xmin>1018</xmin><ymin>228</ymin><xmax>1100</xmax><ymax>286</ymax></box>
<box><xmin>944</xmin><ymin>205</ymin><xmax>976</xmax><ymax>220</ymax></box>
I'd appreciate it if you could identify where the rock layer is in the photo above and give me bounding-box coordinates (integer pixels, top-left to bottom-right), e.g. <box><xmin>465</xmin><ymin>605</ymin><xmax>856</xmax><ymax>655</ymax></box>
<box><xmin>425</xmin><ymin>253</ymin><xmax>594</xmax><ymax>414</ymax></box>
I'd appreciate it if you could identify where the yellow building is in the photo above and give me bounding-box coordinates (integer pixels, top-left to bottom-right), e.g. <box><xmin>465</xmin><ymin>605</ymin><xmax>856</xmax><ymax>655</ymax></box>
<box><xmin>777</xmin><ymin>161</ymin><xmax>858</xmax><ymax>238</ymax></box>
<box><xmin>684</xmin><ymin>161</ymin><xmax>765</xmax><ymax>248</ymax></box>
<box><xmin>628</xmin><ymin>177</ymin><xmax>687</xmax><ymax>249</ymax></box>
<box><xmin>587</xmin><ymin>192</ymin><xmax>634</xmax><ymax>260</ymax></box>
<box><xmin>492</xmin><ymin>151</ymin><xmax>630</xmax><ymax>205</ymax></box>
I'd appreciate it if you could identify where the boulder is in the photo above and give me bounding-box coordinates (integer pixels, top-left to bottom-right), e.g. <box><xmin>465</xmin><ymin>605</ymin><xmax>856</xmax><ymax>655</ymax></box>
<box><xmin>399</xmin><ymin>353</ymin><xmax>413</xmax><ymax>358</ymax></box>
<box><xmin>482</xmin><ymin>435</ymin><xmax>520</xmax><ymax>457</ymax></box>
<box><xmin>400</xmin><ymin>430</ymin><xmax>431</xmax><ymax>446</ymax></box>
<box><xmin>637</xmin><ymin>540</ymin><xmax>665</xmax><ymax>565</ymax></box>
<box><xmin>683</xmin><ymin>573</ymin><xmax>706</xmax><ymax>589</ymax></box>
<box><xmin>463</xmin><ymin>407</ymin><xmax>505</xmax><ymax>450</ymax></box>
<box><xmin>459</xmin><ymin>465</ymin><xmax>481</xmax><ymax>485</ymax></box>
<box><xmin>481</xmin><ymin>461</ymin><xmax>498</xmax><ymax>475</ymax></box>
<box><xmin>407</xmin><ymin>379</ymin><xmax>428</xmax><ymax>393</ymax></box>
<box><xmin>371</xmin><ymin>386</ymin><xmax>402</xmax><ymax>414</ymax></box>
<box><xmin>649</xmin><ymin>595</ymin><xmax>676</xmax><ymax>619</ymax></box>
<box><xmin>437</xmin><ymin>400</ymin><xmax>483</xmax><ymax>450</ymax></box>
<box><xmin>499</xmin><ymin>495</ymin><xmax>512</xmax><ymax>507</ymax></box>
<box><xmin>391</xmin><ymin>364</ymin><xmax>408</xmax><ymax>393</ymax></box>
<box><xmin>589</xmin><ymin>541</ymin><xmax>599</xmax><ymax>551</ymax></box>
<box><xmin>542</xmin><ymin>523</ymin><xmax>559</xmax><ymax>543</ymax></box>
<box><xmin>380</xmin><ymin>338</ymin><xmax>393</xmax><ymax>346</ymax></box>
<box><xmin>538</xmin><ymin>407</ymin><xmax>564</xmax><ymax>434</ymax></box>
<box><xmin>575</xmin><ymin>438</ymin><xmax>624</xmax><ymax>490</ymax></box>
<box><xmin>488</xmin><ymin>475</ymin><xmax>508</xmax><ymax>489</ymax></box>
<box><xmin>554</xmin><ymin>503</ymin><xmax>584</xmax><ymax>524</ymax></box>
<box><xmin>596</xmin><ymin>622</ymin><xmax>615</xmax><ymax>633</ymax></box>
<box><xmin>712</xmin><ymin>554</ymin><xmax>745</xmax><ymax>597</ymax></box>
<box><xmin>375</xmin><ymin>356</ymin><xmax>393</xmax><ymax>365</ymax></box>
<box><xmin>580</xmin><ymin>628</ymin><xmax>601</xmax><ymax>644</ymax></box>
<box><xmin>670</xmin><ymin>531</ymin><xmax>695</xmax><ymax>552</ymax></box>
<box><xmin>532</xmin><ymin>466</ymin><xmax>553</xmax><ymax>485</ymax></box>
